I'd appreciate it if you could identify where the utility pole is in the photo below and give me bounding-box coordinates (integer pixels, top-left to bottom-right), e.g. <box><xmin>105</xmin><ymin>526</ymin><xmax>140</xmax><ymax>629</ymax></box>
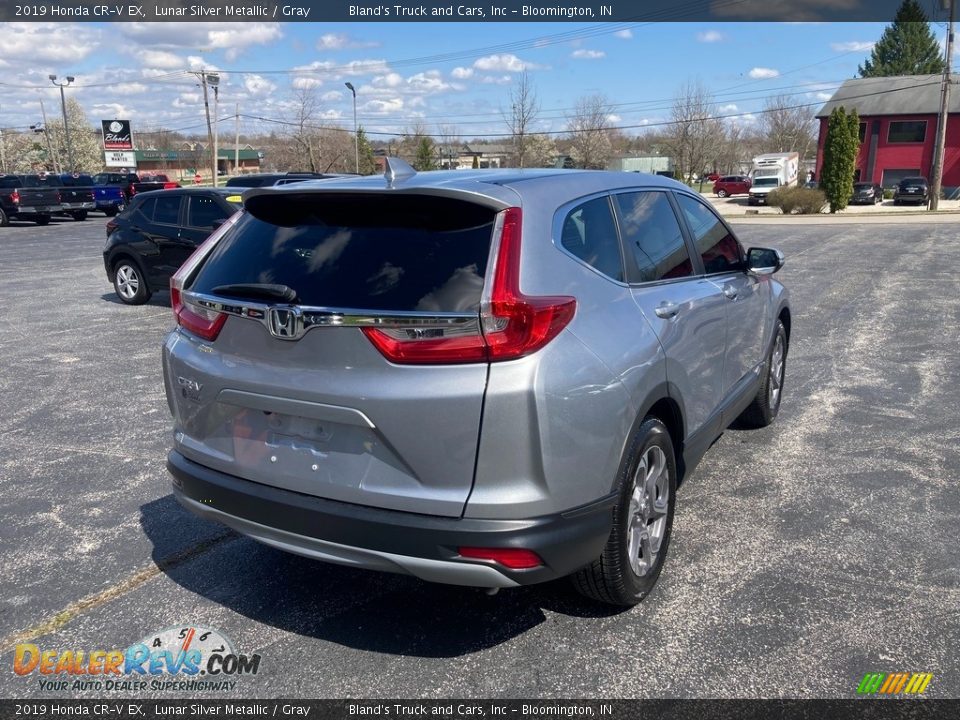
<box><xmin>930</xmin><ymin>0</ymin><xmax>955</xmax><ymax>210</ymax></box>
<box><xmin>235</xmin><ymin>103</ymin><xmax>240</xmax><ymax>175</ymax></box>
<box><xmin>199</xmin><ymin>70</ymin><xmax>215</xmax><ymax>185</ymax></box>
<box><xmin>39</xmin><ymin>99</ymin><xmax>60</xmax><ymax>173</ymax></box>
<box><xmin>49</xmin><ymin>75</ymin><xmax>75</xmax><ymax>171</ymax></box>
<box><xmin>0</xmin><ymin>105</ymin><xmax>6</xmax><ymax>174</ymax></box>
<box><xmin>211</xmin><ymin>79</ymin><xmax>220</xmax><ymax>187</ymax></box>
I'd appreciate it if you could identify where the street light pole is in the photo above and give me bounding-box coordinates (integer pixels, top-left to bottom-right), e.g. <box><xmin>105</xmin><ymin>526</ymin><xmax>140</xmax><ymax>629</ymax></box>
<box><xmin>345</xmin><ymin>82</ymin><xmax>358</xmax><ymax>174</ymax></box>
<box><xmin>931</xmin><ymin>0</ymin><xmax>955</xmax><ymax>210</ymax></box>
<box><xmin>211</xmin><ymin>78</ymin><xmax>220</xmax><ymax>188</ymax></box>
<box><xmin>49</xmin><ymin>75</ymin><xmax>75</xmax><ymax>171</ymax></box>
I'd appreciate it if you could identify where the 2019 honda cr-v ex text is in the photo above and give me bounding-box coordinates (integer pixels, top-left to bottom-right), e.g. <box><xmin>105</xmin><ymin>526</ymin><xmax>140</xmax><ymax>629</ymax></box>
<box><xmin>163</xmin><ymin>160</ymin><xmax>790</xmax><ymax>606</ymax></box>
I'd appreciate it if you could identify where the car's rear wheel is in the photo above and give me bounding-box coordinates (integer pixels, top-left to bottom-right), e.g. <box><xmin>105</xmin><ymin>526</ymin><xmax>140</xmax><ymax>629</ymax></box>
<box><xmin>35</xmin><ymin>215</ymin><xmax>51</xmax><ymax>226</ymax></box>
<box><xmin>71</xmin><ymin>211</ymin><xmax>88</xmax><ymax>221</ymax></box>
<box><xmin>716</xmin><ymin>188</ymin><xmax>728</xmax><ymax>198</ymax></box>
<box><xmin>113</xmin><ymin>259</ymin><xmax>151</xmax><ymax>305</ymax></box>
<box><xmin>738</xmin><ymin>319</ymin><xmax>787</xmax><ymax>429</ymax></box>
<box><xmin>0</xmin><ymin>207</ymin><xmax>8</xmax><ymax>227</ymax></box>
<box><xmin>573</xmin><ymin>417</ymin><xmax>676</xmax><ymax>606</ymax></box>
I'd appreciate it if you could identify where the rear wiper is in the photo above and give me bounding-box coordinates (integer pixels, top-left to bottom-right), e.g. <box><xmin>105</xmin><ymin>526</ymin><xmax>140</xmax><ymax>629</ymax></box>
<box><xmin>211</xmin><ymin>283</ymin><xmax>298</xmax><ymax>303</ymax></box>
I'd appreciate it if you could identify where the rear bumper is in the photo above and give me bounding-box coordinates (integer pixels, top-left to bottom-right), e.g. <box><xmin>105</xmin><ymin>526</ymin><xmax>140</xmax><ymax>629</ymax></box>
<box><xmin>168</xmin><ymin>450</ymin><xmax>615</xmax><ymax>588</ymax></box>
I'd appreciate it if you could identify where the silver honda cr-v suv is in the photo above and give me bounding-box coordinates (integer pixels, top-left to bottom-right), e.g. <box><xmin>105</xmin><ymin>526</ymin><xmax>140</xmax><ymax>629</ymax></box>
<box><xmin>163</xmin><ymin>161</ymin><xmax>790</xmax><ymax>606</ymax></box>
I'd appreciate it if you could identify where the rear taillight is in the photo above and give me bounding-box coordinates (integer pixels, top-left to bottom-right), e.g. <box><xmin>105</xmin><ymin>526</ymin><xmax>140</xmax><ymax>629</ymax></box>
<box><xmin>458</xmin><ymin>547</ymin><xmax>543</xmax><ymax>569</ymax></box>
<box><xmin>363</xmin><ymin>207</ymin><xmax>575</xmax><ymax>365</ymax></box>
<box><xmin>170</xmin><ymin>286</ymin><xmax>226</xmax><ymax>341</ymax></box>
<box><xmin>163</xmin><ymin>182</ymin><xmax>179</xmax><ymax>189</ymax></box>
<box><xmin>10</xmin><ymin>191</ymin><xmax>19</xmax><ymax>205</ymax></box>
<box><xmin>169</xmin><ymin>213</ymin><xmax>242</xmax><ymax>341</ymax></box>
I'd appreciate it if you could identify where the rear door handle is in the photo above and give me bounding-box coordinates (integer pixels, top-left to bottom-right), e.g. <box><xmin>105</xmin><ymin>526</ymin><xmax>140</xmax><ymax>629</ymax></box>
<box><xmin>723</xmin><ymin>286</ymin><xmax>738</xmax><ymax>300</ymax></box>
<box><xmin>654</xmin><ymin>302</ymin><xmax>680</xmax><ymax>319</ymax></box>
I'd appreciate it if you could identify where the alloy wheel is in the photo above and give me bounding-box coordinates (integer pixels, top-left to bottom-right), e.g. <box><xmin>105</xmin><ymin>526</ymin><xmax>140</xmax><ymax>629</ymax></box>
<box><xmin>626</xmin><ymin>445</ymin><xmax>670</xmax><ymax>577</ymax></box>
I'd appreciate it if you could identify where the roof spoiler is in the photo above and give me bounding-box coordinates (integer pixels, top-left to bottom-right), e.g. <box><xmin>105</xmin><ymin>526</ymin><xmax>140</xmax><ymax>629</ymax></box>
<box><xmin>384</xmin><ymin>156</ymin><xmax>416</xmax><ymax>188</ymax></box>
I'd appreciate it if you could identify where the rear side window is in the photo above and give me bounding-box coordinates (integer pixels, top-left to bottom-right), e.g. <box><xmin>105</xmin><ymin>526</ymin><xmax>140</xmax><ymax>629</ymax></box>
<box><xmin>0</xmin><ymin>177</ymin><xmax>22</xmax><ymax>189</ymax></box>
<box><xmin>187</xmin><ymin>195</ymin><xmax>227</xmax><ymax>228</ymax></box>
<box><xmin>559</xmin><ymin>196</ymin><xmax>623</xmax><ymax>282</ymax></box>
<box><xmin>191</xmin><ymin>193</ymin><xmax>497</xmax><ymax>312</ymax></box>
<box><xmin>153</xmin><ymin>195</ymin><xmax>182</xmax><ymax>225</ymax></box>
<box><xmin>615</xmin><ymin>192</ymin><xmax>693</xmax><ymax>283</ymax></box>
<box><xmin>676</xmin><ymin>195</ymin><xmax>743</xmax><ymax>275</ymax></box>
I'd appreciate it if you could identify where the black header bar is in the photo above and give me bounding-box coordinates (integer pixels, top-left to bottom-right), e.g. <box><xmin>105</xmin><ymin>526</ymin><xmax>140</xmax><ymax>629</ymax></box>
<box><xmin>0</xmin><ymin>0</ymin><xmax>936</xmax><ymax>23</ymax></box>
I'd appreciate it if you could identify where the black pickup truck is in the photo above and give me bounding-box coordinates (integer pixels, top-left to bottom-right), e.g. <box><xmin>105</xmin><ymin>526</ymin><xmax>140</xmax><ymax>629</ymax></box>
<box><xmin>0</xmin><ymin>174</ymin><xmax>60</xmax><ymax>226</ymax></box>
<box><xmin>43</xmin><ymin>173</ymin><xmax>97</xmax><ymax>220</ymax></box>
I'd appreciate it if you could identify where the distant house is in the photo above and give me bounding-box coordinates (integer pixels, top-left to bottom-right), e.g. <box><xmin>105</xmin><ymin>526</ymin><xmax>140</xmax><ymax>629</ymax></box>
<box><xmin>134</xmin><ymin>142</ymin><xmax>262</xmax><ymax>175</ymax></box>
<box><xmin>606</xmin><ymin>154</ymin><xmax>674</xmax><ymax>174</ymax></box>
<box><xmin>815</xmin><ymin>74</ymin><xmax>960</xmax><ymax>190</ymax></box>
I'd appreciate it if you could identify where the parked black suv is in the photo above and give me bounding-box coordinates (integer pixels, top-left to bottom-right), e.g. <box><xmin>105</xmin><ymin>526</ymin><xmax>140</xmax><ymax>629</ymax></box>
<box><xmin>225</xmin><ymin>172</ymin><xmax>349</xmax><ymax>188</ymax></box>
<box><xmin>893</xmin><ymin>176</ymin><xmax>929</xmax><ymax>205</ymax></box>
<box><xmin>103</xmin><ymin>188</ymin><xmax>242</xmax><ymax>304</ymax></box>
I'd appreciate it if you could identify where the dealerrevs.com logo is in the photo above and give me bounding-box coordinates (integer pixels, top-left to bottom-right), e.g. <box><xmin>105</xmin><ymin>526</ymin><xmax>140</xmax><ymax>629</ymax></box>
<box><xmin>857</xmin><ymin>672</ymin><xmax>934</xmax><ymax>695</ymax></box>
<box><xmin>13</xmin><ymin>626</ymin><xmax>261</xmax><ymax>692</ymax></box>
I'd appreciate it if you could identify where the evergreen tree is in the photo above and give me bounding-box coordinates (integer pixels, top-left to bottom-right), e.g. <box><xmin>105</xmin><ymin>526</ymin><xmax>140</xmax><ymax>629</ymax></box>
<box><xmin>355</xmin><ymin>127</ymin><xmax>377</xmax><ymax>175</ymax></box>
<box><xmin>414</xmin><ymin>136</ymin><xmax>436</xmax><ymax>171</ymax></box>
<box><xmin>858</xmin><ymin>0</ymin><xmax>946</xmax><ymax>77</ymax></box>
<box><xmin>820</xmin><ymin>106</ymin><xmax>861</xmax><ymax>213</ymax></box>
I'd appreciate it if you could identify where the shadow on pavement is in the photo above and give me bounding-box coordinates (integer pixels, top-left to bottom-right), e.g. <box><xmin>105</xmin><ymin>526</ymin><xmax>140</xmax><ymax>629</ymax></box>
<box><xmin>140</xmin><ymin>493</ymin><xmax>627</xmax><ymax>658</ymax></box>
<box><xmin>99</xmin><ymin>291</ymin><xmax>171</xmax><ymax>307</ymax></box>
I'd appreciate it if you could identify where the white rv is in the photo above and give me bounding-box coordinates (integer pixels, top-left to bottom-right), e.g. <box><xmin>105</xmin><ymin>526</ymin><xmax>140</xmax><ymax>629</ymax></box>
<box><xmin>748</xmin><ymin>152</ymin><xmax>800</xmax><ymax>205</ymax></box>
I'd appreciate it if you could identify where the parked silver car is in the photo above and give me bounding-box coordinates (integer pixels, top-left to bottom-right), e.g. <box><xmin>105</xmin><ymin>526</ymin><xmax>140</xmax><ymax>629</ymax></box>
<box><xmin>163</xmin><ymin>161</ymin><xmax>790</xmax><ymax>606</ymax></box>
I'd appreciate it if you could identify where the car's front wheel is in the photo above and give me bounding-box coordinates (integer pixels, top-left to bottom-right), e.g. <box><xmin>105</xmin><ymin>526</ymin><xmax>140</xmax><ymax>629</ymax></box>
<box><xmin>573</xmin><ymin>417</ymin><xmax>677</xmax><ymax>606</ymax></box>
<box><xmin>113</xmin><ymin>259</ymin><xmax>151</xmax><ymax>305</ymax></box>
<box><xmin>716</xmin><ymin>188</ymin><xmax>728</xmax><ymax>198</ymax></box>
<box><xmin>738</xmin><ymin>319</ymin><xmax>787</xmax><ymax>428</ymax></box>
<box><xmin>35</xmin><ymin>215</ymin><xmax>51</xmax><ymax>226</ymax></box>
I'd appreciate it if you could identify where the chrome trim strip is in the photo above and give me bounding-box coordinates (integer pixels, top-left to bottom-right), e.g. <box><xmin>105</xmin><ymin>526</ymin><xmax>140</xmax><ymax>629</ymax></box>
<box><xmin>183</xmin><ymin>290</ymin><xmax>480</xmax><ymax>340</ymax></box>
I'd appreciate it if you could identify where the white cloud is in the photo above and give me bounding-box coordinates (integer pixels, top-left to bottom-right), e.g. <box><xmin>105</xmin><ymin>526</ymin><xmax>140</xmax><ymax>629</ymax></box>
<box><xmin>243</xmin><ymin>74</ymin><xmax>276</xmax><ymax>96</ymax></box>
<box><xmin>406</xmin><ymin>71</ymin><xmax>455</xmax><ymax>93</ymax></box>
<box><xmin>138</xmin><ymin>50</ymin><xmax>185</xmax><ymax>69</ymax></box>
<box><xmin>831</xmin><ymin>41</ymin><xmax>874</xmax><ymax>52</ymax></box>
<box><xmin>816</xmin><ymin>91</ymin><xmax>834</xmax><ymax>101</ymax></box>
<box><xmin>614</xmin><ymin>29</ymin><xmax>633</xmax><ymax>39</ymax></box>
<box><xmin>321</xmin><ymin>91</ymin><xmax>343</xmax><ymax>102</ymax></box>
<box><xmin>607</xmin><ymin>114</ymin><xmax>622</xmax><ymax>123</ymax></box>
<box><xmin>697</xmin><ymin>30</ymin><xmax>724</xmax><ymax>43</ymax></box>
<box><xmin>473</xmin><ymin>54</ymin><xmax>541</xmax><ymax>73</ymax></box>
<box><xmin>480</xmin><ymin>75</ymin><xmax>512</xmax><ymax>85</ymax></box>
<box><xmin>291</xmin><ymin>77</ymin><xmax>323</xmax><ymax>90</ymax></box>
<box><xmin>571</xmin><ymin>49</ymin><xmax>605</xmax><ymax>60</ymax></box>
<box><xmin>363</xmin><ymin>98</ymin><xmax>404</xmax><ymax>114</ymax></box>
<box><xmin>748</xmin><ymin>67</ymin><xmax>780</xmax><ymax>79</ymax></box>
<box><xmin>119</xmin><ymin>22</ymin><xmax>281</xmax><ymax>61</ymax></box>
<box><xmin>0</xmin><ymin>22</ymin><xmax>100</xmax><ymax>62</ymax></box>
<box><xmin>372</xmin><ymin>72</ymin><xmax>405</xmax><ymax>88</ymax></box>
<box><xmin>451</xmin><ymin>67</ymin><xmax>474</xmax><ymax>79</ymax></box>
<box><xmin>111</xmin><ymin>83</ymin><xmax>149</xmax><ymax>96</ymax></box>
<box><xmin>316</xmin><ymin>33</ymin><xmax>379</xmax><ymax>50</ymax></box>
<box><xmin>719</xmin><ymin>103</ymin><xmax>739</xmax><ymax>112</ymax></box>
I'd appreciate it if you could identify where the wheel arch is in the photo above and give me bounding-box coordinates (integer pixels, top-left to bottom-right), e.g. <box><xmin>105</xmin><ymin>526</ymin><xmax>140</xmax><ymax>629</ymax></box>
<box><xmin>631</xmin><ymin>385</ymin><xmax>687</xmax><ymax>485</ymax></box>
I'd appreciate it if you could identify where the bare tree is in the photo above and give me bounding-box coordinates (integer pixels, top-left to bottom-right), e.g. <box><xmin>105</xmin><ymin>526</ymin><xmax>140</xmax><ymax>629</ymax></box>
<box><xmin>287</xmin><ymin>85</ymin><xmax>321</xmax><ymax>171</ymax></box>
<box><xmin>758</xmin><ymin>94</ymin><xmax>817</xmax><ymax>162</ymax></box>
<box><xmin>566</xmin><ymin>93</ymin><xmax>613</xmax><ymax>170</ymax></box>
<box><xmin>437</xmin><ymin>124</ymin><xmax>461</xmax><ymax>169</ymax></box>
<box><xmin>503</xmin><ymin>70</ymin><xmax>540</xmax><ymax>168</ymax></box>
<box><xmin>662</xmin><ymin>80</ymin><xmax>724</xmax><ymax>182</ymax></box>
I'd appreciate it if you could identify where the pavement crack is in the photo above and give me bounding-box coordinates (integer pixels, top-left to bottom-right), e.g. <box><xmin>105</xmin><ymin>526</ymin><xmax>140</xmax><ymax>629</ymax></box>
<box><xmin>0</xmin><ymin>529</ymin><xmax>239</xmax><ymax>653</ymax></box>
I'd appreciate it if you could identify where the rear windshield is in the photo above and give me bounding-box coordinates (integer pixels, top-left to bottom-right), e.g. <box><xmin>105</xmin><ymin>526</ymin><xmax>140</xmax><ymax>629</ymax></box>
<box><xmin>225</xmin><ymin>176</ymin><xmax>275</xmax><ymax>187</ymax></box>
<box><xmin>899</xmin><ymin>178</ymin><xmax>926</xmax><ymax>185</ymax></box>
<box><xmin>0</xmin><ymin>177</ymin><xmax>22</xmax><ymax>189</ymax></box>
<box><xmin>94</xmin><ymin>173</ymin><xmax>128</xmax><ymax>184</ymax></box>
<box><xmin>21</xmin><ymin>175</ymin><xmax>64</xmax><ymax>187</ymax></box>
<box><xmin>191</xmin><ymin>193</ymin><xmax>497</xmax><ymax>313</ymax></box>
<box><xmin>62</xmin><ymin>175</ymin><xmax>94</xmax><ymax>186</ymax></box>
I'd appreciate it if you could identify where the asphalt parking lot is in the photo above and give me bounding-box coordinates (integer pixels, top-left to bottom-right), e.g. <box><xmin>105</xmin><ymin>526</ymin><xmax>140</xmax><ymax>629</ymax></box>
<box><xmin>1</xmin><ymin>214</ymin><xmax>958</xmax><ymax>699</ymax></box>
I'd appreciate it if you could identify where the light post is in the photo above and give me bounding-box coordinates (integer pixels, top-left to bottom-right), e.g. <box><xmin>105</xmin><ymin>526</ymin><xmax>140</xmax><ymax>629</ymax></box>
<box><xmin>345</xmin><ymin>82</ymin><xmax>358</xmax><ymax>174</ymax></box>
<box><xmin>49</xmin><ymin>75</ymin><xmax>75</xmax><ymax>171</ymax></box>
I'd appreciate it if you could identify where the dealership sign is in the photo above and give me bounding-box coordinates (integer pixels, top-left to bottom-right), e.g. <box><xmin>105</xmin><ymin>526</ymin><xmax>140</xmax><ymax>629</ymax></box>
<box><xmin>102</xmin><ymin>120</ymin><xmax>133</xmax><ymax>150</ymax></box>
<box><xmin>104</xmin><ymin>151</ymin><xmax>136</xmax><ymax>168</ymax></box>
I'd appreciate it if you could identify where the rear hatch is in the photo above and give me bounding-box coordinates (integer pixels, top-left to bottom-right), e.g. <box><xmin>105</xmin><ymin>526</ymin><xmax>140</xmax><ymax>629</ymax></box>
<box><xmin>18</xmin><ymin>177</ymin><xmax>62</xmax><ymax>210</ymax></box>
<box><xmin>164</xmin><ymin>192</ymin><xmax>500</xmax><ymax>517</ymax></box>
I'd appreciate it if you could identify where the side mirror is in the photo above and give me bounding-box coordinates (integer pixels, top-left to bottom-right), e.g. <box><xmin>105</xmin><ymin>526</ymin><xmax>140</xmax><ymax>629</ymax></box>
<box><xmin>746</xmin><ymin>247</ymin><xmax>784</xmax><ymax>275</ymax></box>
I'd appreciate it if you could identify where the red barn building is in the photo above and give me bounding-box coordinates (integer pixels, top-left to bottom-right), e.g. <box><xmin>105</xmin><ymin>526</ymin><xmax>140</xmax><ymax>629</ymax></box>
<box><xmin>815</xmin><ymin>74</ymin><xmax>960</xmax><ymax>192</ymax></box>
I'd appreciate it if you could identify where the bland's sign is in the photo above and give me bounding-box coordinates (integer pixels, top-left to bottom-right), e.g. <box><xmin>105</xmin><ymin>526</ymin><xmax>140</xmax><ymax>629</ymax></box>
<box><xmin>102</xmin><ymin>120</ymin><xmax>134</xmax><ymax>150</ymax></box>
<box><xmin>104</xmin><ymin>151</ymin><xmax>136</xmax><ymax>168</ymax></box>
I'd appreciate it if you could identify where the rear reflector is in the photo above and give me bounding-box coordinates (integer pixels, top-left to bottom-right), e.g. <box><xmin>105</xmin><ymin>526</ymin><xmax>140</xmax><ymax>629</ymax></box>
<box><xmin>364</xmin><ymin>207</ymin><xmax>575</xmax><ymax>365</ymax></box>
<box><xmin>458</xmin><ymin>547</ymin><xmax>543</xmax><ymax>570</ymax></box>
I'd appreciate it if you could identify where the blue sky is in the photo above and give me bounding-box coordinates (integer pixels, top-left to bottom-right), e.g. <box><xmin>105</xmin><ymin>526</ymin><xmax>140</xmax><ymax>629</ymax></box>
<box><xmin>0</xmin><ymin>21</ymin><xmax>947</xmax><ymax>140</ymax></box>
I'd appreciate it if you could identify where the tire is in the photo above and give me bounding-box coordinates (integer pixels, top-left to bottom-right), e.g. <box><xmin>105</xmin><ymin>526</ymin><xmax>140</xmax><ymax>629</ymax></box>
<box><xmin>738</xmin><ymin>319</ymin><xmax>787</xmax><ymax>429</ymax></box>
<box><xmin>0</xmin><ymin>207</ymin><xmax>8</xmax><ymax>227</ymax></box>
<box><xmin>35</xmin><ymin>215</ymin><xmax>51</xmax><ymax>226</ymax></box>
<box><xmin>112</xmin><ymin>258</ymin><xmax>152</xmax><ymax>305</ymax></box>
<box><xmin>573</xmin><ymin>418</ymin><xmax>677</xmax><ymax>606</ymax></box>
<box><xmin>716</xmin><ymin>188</ymin><xmax>728</xmax><ymax>198</ymax></box>
<box><xmin>71</xmin><ymin>211</ymin><xmax>88</xmax><ymax>221</ymax></box>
